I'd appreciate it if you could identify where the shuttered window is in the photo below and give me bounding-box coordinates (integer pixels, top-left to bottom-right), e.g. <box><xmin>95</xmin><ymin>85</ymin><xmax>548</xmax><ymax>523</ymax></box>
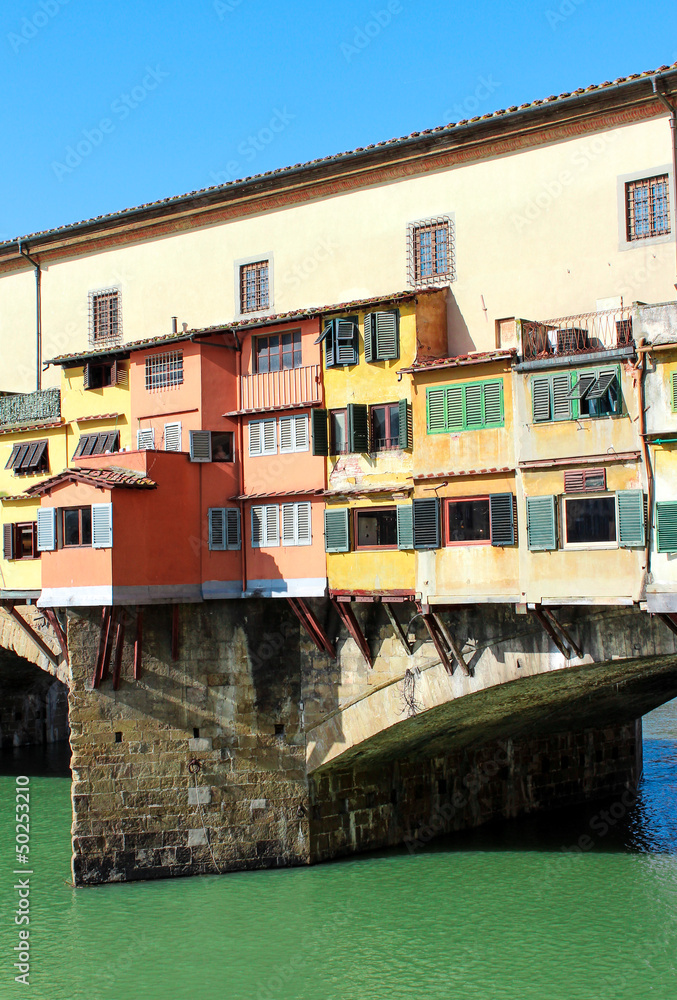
<box><xmin>316</xmin><ymin>317</ymin><xmax>359</xmax><ymax>368</ymax></box>
<box><xmin>563</xmin><ymin>468</ymin><xmax>606</xmax><ymax>493</ymax></box>
<box><xmin>189</xmin><ymin>430</ymin><xmax>211</xmax><ymax>462</ymax></box>
<box><xmin>413</xmin><ymin>497</ymin><xmax>440</xmax><ymax>549</ymax></box>
<box><xmin>281</xmin><ymin>502</ymin><xmax>312</xmax><ymax>546</ymax></box>
<box><xmin>312</xmin><ymin>409</ymin><xmax>329</xmax><ymax>456</ymax></box>
<box><xmin>208</xmin><ymin>508</ymin><xmax>241</xmax><ymax>550</ymax></box>
<box><xmin>5</xmin><ymin>440</ymin><xmax>49</xmax><ymax>475</ymax></box>
<box><xmin>396</xmin><ymin>504</ymin><xmax>414</xmax><ymax>550</ymax></box>
<box><xmin>279</xmin><ymin>415</ymin><xmax>309</xmax><ymax>454</ymax></box>
<box><xmin>92</xmin><ymin>503</ymin><xmax>113</xmax><ymax>549</ymax></box>
<box><xmin>249</xmin><ymin>419</ymin><xmax>277</xmax><ymax>456</ymax></box>
<box><xmin>617</xmin><ymin>490</ymin><xmax>645</xmax><ymax>547</ymax></box>
<box><xmin>656</xmin><ymin>501</ymin><xmax>677</xmax><ymax>553</ymax></box>
<box><xmin>1</xmin><ymin>522</ymin><xmax>38</xmax><ymax>560</ymax></box>
<box><xmin>36</xmin><ymin>508</ymin><xmax>56</xmax><ymax>552</ymax></box>
<box><xmin>526</xmin><ymin>495</ymin><xmax>557</xmax><ymax>550</ymax></box>
<box><xmin>364</xmin><ymin>310</ymin><xmax>400</xmax><ymax>361</ymax></box>
<box><xmin>489</xmin><ymin>493</ymin><xmax>515</xmax><ymax>546</ymax></box>
<box><xmin>164</xmin><ymin>422</ymin><xmax>182</xmax><ymax>452</ymax></box>
<box><xmin>426</xmin><ymin>381</ymin><xmax>503</xmax><ymax>433</ymax></box>
<box><xmin>324</xmin><ymin>508</ymin><xmax>350</xmax><ymax>552</ymax></box>
<box><xmin>533</xmin><ymin>368</ymin><xmax>620</xmax><ymax>423</ymax></box>
<box><xmin>532</xmin><ymin>373</ymin><xmax>572</xmax><ymax>422</ymax></box>
<box><xmin>137</xmin><ymin>428</ymin><xmax>155</xmax><ymax>450</ymax></box>
<box><xmin>348</xmin><ymin>403</ymin><xmax>369</xmax><ymax>453</ymax></box>
<box><xmin>398</xmin><ymin>398</ymin><xmax>412</xmax><ymax>450</ymax></box>
<box><xmin>251</xmin><ymin>505</ymin><xmax>279</xmax><ymax>547</ymax></box>
<box><xmin>73</xmin><ymin>431</ymin><xmax>119</xmax><ymax>458</ymax></box>
<box><xmin>671</xmin><ymin>371</ymin><xmax>677</xmax><ymax>412</ymax></box>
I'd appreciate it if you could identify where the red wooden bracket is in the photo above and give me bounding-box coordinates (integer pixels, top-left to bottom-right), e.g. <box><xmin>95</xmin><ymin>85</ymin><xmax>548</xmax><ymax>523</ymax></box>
<box><xmin>658</xmin><ymin>612</ymin><xmax>677</xmax><ymax>638</ymax></box>
<box><xmin>91</xmin><ymin>607</ymin><xmax>111</xmax><ymax>688</ymax></box>
<box><xmin>542</xmin><ymin>608</ymin><xmax>583</xmax><ymax>658</ymax></box>
<box><xmin>331</xmin><ymin>598</ymin><xmax>373</xmax><ymax>668</ymax></box>
<box><xmin>384</xmin><ymin>603</ymin><xmax>413</xmax><ymax>655</ymax></box>
<box><xmin>134</xmin><ymin>609</ymin><xmax>143</xmax><ymax>680</ymax></box>
<box><xmin>42</xmin><ymin>608</ymin><xmax>68</xmax><ymax>662</ymax></box>
<box><xmin>287</xmin><ymin>598</ymin><xmax>336</xmax><ymax>658</ymax></box>
<box><xmin>100</xmin><ymin>607</ymin><xmax>118</xmax><ymax>682</ymax></box>
<box><xmin>171</xmin><ymin>604</ymin><xmax>180</xmax><ymax>661</ymax></box>
<box><xmin>7</xmin><ymin>607</ymin><xmax>59</xmax><ymax>667</ymax></box>
<box><xmin>531</xmin><ymin>608</ymin><xmax>572</xmax><ymax>659</ymax></box>
<box><xmin>422</xmin><ymin>613</ymin><xmax>453</xmax><ymax>676</ymax></box>
<box><xmin>112</xmin><ymin>618</ymin><xmax>126</xmax><ymax>691</ymax></box>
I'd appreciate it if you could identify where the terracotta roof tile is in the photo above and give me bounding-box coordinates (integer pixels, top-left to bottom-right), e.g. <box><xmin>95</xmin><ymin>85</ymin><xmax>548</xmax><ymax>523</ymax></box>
<box><xmin>0</xmin><ymin>419</ymin><xmax>63</xmax><ymax>436</ymax></box>
<box><xmin>24</xmin><ymin>466</ymin><xmax>156</xmax><ymax>495</ymax></box>
<box><xmin>399</xmin><ymin>349</ymin><xmax>516</xmax><ymax>374</ymax></box>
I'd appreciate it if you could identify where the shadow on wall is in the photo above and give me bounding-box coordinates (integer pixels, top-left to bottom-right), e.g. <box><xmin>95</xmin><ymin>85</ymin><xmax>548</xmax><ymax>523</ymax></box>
<box><xmin>0</xmin><ymin>649</ymin><xmax>69</xmax><ymax>750</ymax></box>
<box><xmin>447</xmin><ymin>289</ymin><xmax>475</xmax><ymax>356</ymax></box>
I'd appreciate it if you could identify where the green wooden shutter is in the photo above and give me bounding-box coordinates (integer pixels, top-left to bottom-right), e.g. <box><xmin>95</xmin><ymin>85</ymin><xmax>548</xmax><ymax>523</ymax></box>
<box><xmin>363</xmin><ymin>314</ymin><xmax>375</xmax><ymax>362</ymax></box>
<box><xmin>427</xmin><ymin>388</ymin><xmax>446</xmax><ymax>432</ymax></box>
<box><xmin>396</xmin><ymin>504</ymin><xmax>414</xmax><ymax>549</ymax></box>
<box><xmin>398</xmin><ymin>399</ymin><xmax>411</xmax><ymax>449</ymax></box>
<box><xmin>672</xmin><ymin>372</ymin><xmax>677</xmax><ymax>412</ymax></box>
<box><xmin>336</xmin><ymin>317</ymin><xmax>358</xmax><ymax>365</ymax></box>
<box><xmin>324</xmin><ymin>508</ymin><xmax>350</xmax><ymax>552</ymax></box>
<box><xmin>446</xmin><ymin>386</ymin><xmax>463</xmax><ymax>429</ymax></box>
<box><xmin>656</xmin><ymin>501</ymin><xmax>677</xmax><ymax>552</ymax></box>
<box><xmin>464</xmin><ymin>384</ymin><xmax>483</xmax><ymax>427</ymax></box>
<box><xmin>526</xmin><ymin>495</ymin><xmax>557</xmax><ymax>550</ymax></box>
<box><xmin>413</xmin><ymin>497</ymin><xmax>440</xmax><ymax>549</ymax></box>
<box><xmin>208</xmin><ymin>508</ymin><xmax>226</xmax><ymax>550</ymax></box>
<box><xmin>311</xmin><ymin>409</ymin><xmax>328</xmax><ymax>456</ymax></box>
<box><xmin>532</xmin><ymin>377</ymin><xmax>551</xmax><ymax>422</ymax></box>
<box><xmin>375</xmin><ymin>310</ymin><xmax>399</xmax><ymax>360</ymax></box>
<box><xmin>3</xmin><ymin>523</ymin><xmax>15</xmax><ymax>560</ymax></box>
<box><xmin>552</xmin><ymin>373</ymin><xmax>572</xmax><ymax>420</ymax></box>
<box><xmin>483</xmin><ymin>381</ymin><xmax>503</xmax><ymax>426</ymax></box>
<box><xmin>489</xmin><ymin>493</ymin><xmax>514</xmax><ymax>546</ymax></box>
<box><xmin>617</xmin><ymin>490</ymin><xmax>645</xmax><ymax>547</ymax></box>
<box><xmin>348</xmin><ymin>403</ymin><xmax>369</xmax><ymax>453</ymax></box>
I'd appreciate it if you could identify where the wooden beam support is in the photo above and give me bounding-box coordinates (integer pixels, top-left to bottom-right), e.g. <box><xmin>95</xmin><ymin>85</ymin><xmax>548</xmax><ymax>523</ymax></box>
<box><xmin>91</xmin><ymin>607</ymin><xmax>110</xmax><ymax>688</ymax></box>
<box><xmin>531</xmin><ymin>608</ymin><xmax>572</xmax><ymax>659</ymax></box>
<box><xmin>422</xmin><ymin>613</ymin><xmax>454</xmax><ymax>676</ymax></box>
<box><xmin>331</xmin><ymin>598</ymin><xmax>373</xmax><ymax>668</ymax></box>
<box><xmin>384</xmin><ymin>602</ymin><xmax>413</xmax><ymax>656</ymax></box>
<box><xmin>658</xmin><ymin>612</ymin><xmax>677</xmax><ymax>638</ymax></box>
<box><xmin>112</xmin><ymin>618</ymin><xmax>125</xmax><ymax>691</ymax></box>
<box><xmin>43</xmin><ymin>608</ymin><xmax>68</xmax><ymax>663</ymax></box>
<box><xmin>100</xmin><ymin>607</ymin><xmax>118</xmax><ymax>682</ymax></box>
<box><xmin>286</xmin><ymin>598</ymin><xmax>336</xmax><ymax>658</ymax></box>
<box><xmin>171</xmin><ymin>604</ymin><xmax>180</xmax><ymax>661</ymax></box>
<box><xmin>542</xmin><ymin>608</ymin><xmax>583</xmax><ymax>659</ymax></box>
<box><xmin>6</xmin><ymin>607</ymin><xmax>59</xmax><ymax>667</ymax></box>
<box><xmin>432</xmin><ymin>612</ymin><xmax>470</xmax><ymax>675</ymax></box>
<box><xmin>134</xmin><ymin>608</ymin><xmax>143</xmax><ymax>680</ymax></box>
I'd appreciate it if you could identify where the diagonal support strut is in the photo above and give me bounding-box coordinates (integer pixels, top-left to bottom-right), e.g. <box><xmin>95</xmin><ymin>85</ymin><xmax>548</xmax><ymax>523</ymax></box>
<box><xmin>331</xmin><ymin>598</ymin><xmax>373</xmax><ymax>668</ymax></box>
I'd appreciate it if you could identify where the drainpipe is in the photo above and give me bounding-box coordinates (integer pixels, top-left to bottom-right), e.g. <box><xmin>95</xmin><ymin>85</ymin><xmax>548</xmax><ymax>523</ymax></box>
<box><xmin>235</xmin><ymin>337</ymin><xmax>247</xmax><ymax>594</ymax></box>
<box><xmin>637</xmin><ymin>338</ymin><xmax>653</xmax><ymax>583</ymax></box>
<box><xmin>17</xmin><ymin>241</ymin><xmax>42</xmax><ymax>391</ymax></box>
<box><xmin>651</xmin><ymin>75</ymin><xmax>677</xmax><ymax>282</ymax></box>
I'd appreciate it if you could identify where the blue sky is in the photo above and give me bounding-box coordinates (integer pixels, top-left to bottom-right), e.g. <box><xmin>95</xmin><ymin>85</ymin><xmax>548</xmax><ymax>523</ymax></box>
<box><xmin>1</xmin><ymin>0</ymin><xmax>676</xmax><ymax>240</ymax></box>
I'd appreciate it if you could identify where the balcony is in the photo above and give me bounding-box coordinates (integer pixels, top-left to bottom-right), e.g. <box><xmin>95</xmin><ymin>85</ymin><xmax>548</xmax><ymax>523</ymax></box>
<box><xmin>521</xmin><ymin>307</ymin><xmax>633</xmax><ymax>361</ymax></box>
<box><xmin>0</xmin><ymin>388</ymin><xmax>61</xmax><ymax>427</ymax></box>
<box><xmin>238</xmin><ymin>364</ymin><xmax>322</xmax><ymax>413</ymax></box>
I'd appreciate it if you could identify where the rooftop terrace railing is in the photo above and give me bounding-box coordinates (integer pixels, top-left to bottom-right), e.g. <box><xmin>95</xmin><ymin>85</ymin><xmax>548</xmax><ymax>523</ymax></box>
<box><xmin>521</xmin><ymin>307</ymin><xmax>633</xmax><ymax>361</ymax></box>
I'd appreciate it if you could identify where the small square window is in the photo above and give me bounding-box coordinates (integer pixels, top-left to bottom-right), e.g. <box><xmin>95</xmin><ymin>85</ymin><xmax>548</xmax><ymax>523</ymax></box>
<box><xmin>446</xmin><ymin>498</ymin><xmax>491</xmax><ymax>544</ymax></box>
<box><xmin>408</xmin><ymin>217</ymin><xmax>454</xmax><ymax>285</ymax></box>
<box><xmin>89</xmin><ymin>288</ymin><xmax>121</xmax><ymax>346</ymax></box>
<box><xmin>563</xmin><ymin>495</ymin><xmax>616</xmax><ymax>547</ymax></box>
<box><xmin>329</xmin><ymin>409</ymin><xmax>348</xmax><ymax>455</ymax></box>
<box><xmin>626</xmin><ymin>175</ymin><xmax>670</xmax><ymax>241</ymax></box>
<box><xmin>370</xmin><ymin>403</ymin><xmax>400</xmax><ymax>451</ymax></box>
<box><xmin>254</xmin><ymin>330</ymin><xmax>301</xmax><ymax>372</ymax></box>
<box><xmin>62</xmin><ymin>506</ymin><xmax>92</xmax><ymax>547</ymax></box>
<box><xmin>240</xmin><ymin>260</ymin><xmax>269</xmax><ymax>313</ymax></box>
<box><xmin>355</xmin><ymin>507</ymin><xmax>398</xmax><ymax>549</ymax></box>
<box><xmin>145</xmin><ymin>351</ymin><xmax>183</xmax><ymax>391</ymax></box>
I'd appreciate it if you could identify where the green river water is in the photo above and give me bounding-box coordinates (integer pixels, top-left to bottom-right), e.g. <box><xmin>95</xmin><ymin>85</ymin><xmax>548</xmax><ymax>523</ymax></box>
<box><xmin>1</xmin><ymin>702</ymin><xmax>677</xmax><ymax>1000</ymax></box>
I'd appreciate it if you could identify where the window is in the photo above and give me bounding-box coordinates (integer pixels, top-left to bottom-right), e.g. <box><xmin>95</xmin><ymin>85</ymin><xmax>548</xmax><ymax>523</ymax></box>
<box><xmin>164</xmin><ymin>422</ymin><xmax>182</xmax><ymax>452</ymax></box>
<box><xmin>145</xmin><ymin>351</ymin><xmax>183</xmax><ymax>391</ymax></box>
<box><xmin>248</xmin><ymin>419</ymin><xmax>277</xmax><ymax>456</ymax></box>
<box><xmin>532</xmin><ymin>367</ymin><xmax>621</xmax><ymax>423</ymax></box>
<box><xmin>564</xmin><ymin>495</ymin><xmax>616</xmax><ymax>547</ymax></box>
<box><xmin>316</xmin><ymin>317</ymin><xmax>358</xmax><ymax>368</ymax></box>
<box><xmin>371</xmin><ymin>404</ymin><xmax>400</xmax><ymax>451</ymax></box>
<box><xmin>5</xmin><ymin>440</ymin><xmax>48</xmax><ymax>476</ymax></box>
<box><xmin>254</xmin><ymin>331</ymin><xmax>301</xmax><ymax>372</ymax></box>
<box><xmin>657</xmin><ymin>501</ymin><xmax>677</xmax><ymax>553</ymax></box>
<box><xmin>240</xmin><ymin>260</ymin><xmax>269</xmax><ymax>313</ymax></box>
<box><xmin>279</xmin><ymin>415</ymin><xmax>309</xmax><ymax>453</ymax></box>
<box><xmin>445</xmin><ymin>495</ymin><xmax>515</xmax><ymax>546</ymax></box>
<box><xmin>364</xmin><ymin>311</ymin><xmax>400</xmax><ymax>362</ymax></box>
<box><xmin>189</xmin><ymin>430</ymin><xmax>234</xmax><ymax>462</ymax></box>
<box><xmin>137</xmin><ymin>428</ymin><xmax>155</xmax><ymax>450</ymax></box>
<box><xmin>208</xmin><ymin>508</ymin><xmax>241</xmax><ymax>550</ymax></box>
<box><xmin>426</xmin><ymin>381</ymin><xmax>503</xmax><ymax>433</ymax></box>
<box><xmin>251</xmin><ymin>505</ymin><xmax>279</xmax><ymax>547</ymax></box>
<box><xmin>626</xmin><ymin>174</ymin><xmax>670</xmax><ymax>241</ymax></box>
<box><xmin>73</xmin><ymin>431</ymin><xmax>119</xmax><ymax>458</ymax></box>
<box><xmin>527</xmin><ymin>491</ymin><xmax>644</xmax><ymax>551</ymax></box>
<box><xmin>281</xmin><ymin>502</ymin><xmax>312</xmax><ymax>546</ymax></box>
<box><xmin>671</xmin><ymin>371</ymin><xmax>677</xmax><ymax>412</ymax></box>
<box><xmin>355</xmin><ymin>507</ymin><xmax>398</xmax><ymax>549</ymax></box>
<box><xmin>89</xmin><ymin>288</ymin><xmax>120</xmax><ymax>346</ymax></box>
<box><xmin>330</xmin><ymin>409</ymin><xmax>348</xmax><ymax>455</ymax></box>
<box><xmin>83</xmin><ymin>361</ymin><xmax>122</xmax><ymax>390</ymax></box>
<box><xmin>408</xmin><ymin>217</ymin><xmax>454</xmax><ymax>285</ymax></box>
<box><xmin>62</xmin><ymin>506</ymin><xmax>92</xmax><ymax>547</ymax></box>
<box><xmin>3</xmin><ymin>522</ymin><xmax>38</xmax><ymax>561</ymax></box>
<box><xmin>563</xmin><ymin>468</ymin><xmax>606</xmax><ymax>493</ymax></box>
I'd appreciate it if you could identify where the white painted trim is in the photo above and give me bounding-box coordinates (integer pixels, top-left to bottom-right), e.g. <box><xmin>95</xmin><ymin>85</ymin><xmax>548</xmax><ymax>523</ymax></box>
<box><xmin>39</xmin><ymin>586</ymin><xmax>113</xmax><ymax>607</ymax></box>
<box><xmin>39</xmin><ymin>584</ymin><xmax>203</xmax><ymax>606</ymax></box>
<box><xmin>244</xmin><ymin>577</ymin><xmax>326</xmax><ymax>598</ymax></box>
<box><xmin>202</xmin><ymin>580</ymin><xmax>244</xmax><ymax>600</ymax></box>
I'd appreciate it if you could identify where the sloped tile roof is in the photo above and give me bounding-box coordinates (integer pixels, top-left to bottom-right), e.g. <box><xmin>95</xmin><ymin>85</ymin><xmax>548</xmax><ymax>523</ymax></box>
<box><xmin>400</xmin><ymin>349</ymin><xmax>517</xmax><ymax>374</ymax></box>
<box><xmin>24</xmin><ymin>466</ymin><xmax>157</xmax><ymax>495</ymax></box>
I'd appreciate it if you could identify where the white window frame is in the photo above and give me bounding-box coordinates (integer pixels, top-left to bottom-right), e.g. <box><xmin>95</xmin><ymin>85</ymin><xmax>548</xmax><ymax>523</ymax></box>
<box><xmin>281</xmin><ymin>501</ymin><xmax>312</xmax><ymax>546</ymax></box>
<box><xmin>248</xmin><ymin>419</ymin><xmax>277</xmax><ymax>457</ymax></box>
<box><xmin>617</xmin><ymin>165</ymin><xmax>675</xmax><ymax>251</ymax></box>
<box><xmin>251</xmin><ymin>504</ymin><xmax>280</xmax><ymax>548</ymax></box>
<box><xmin>561</xmin><ymin>492</ymin><xmax>618</xmax><ymax>551</ymax></box>
<box><xmin>279</xmin><ymin>415</ymin><xmax>309</xmax><ymax>454</ymax></box>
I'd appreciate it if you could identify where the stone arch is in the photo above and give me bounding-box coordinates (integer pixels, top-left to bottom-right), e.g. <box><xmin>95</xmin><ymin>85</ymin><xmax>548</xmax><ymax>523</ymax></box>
<box><xmin>0</xmin><ymin>606</ymin><xmax>69</xmax><ymax>686</ymax></box>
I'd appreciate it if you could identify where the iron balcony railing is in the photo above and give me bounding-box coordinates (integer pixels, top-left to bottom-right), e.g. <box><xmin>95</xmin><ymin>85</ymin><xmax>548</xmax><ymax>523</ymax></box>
<box><xmin>239</xmin><ymin>364</ymin><xmax>321</xmax><ymax>411</ymax></box>
<box><xmin>522</xmin><ymin>307</ymin><xmax>633</xmax><ymax>361</ymax></box>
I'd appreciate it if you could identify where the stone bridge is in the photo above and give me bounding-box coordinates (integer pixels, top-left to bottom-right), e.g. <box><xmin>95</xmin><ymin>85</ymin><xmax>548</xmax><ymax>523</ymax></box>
<box><xmin>3</xmin><ymin>599</ymin><xmax>677</xmax><ymax>883</ymax></box>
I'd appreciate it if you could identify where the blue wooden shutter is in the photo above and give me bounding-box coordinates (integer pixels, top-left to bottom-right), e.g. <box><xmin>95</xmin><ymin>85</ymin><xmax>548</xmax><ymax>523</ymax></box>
<box><xmin>322</xmin><ymin>321</ymin><xmax>336</xmax><ymax>368</ymax></box>
<box><xmin>413</xmin><ymin>497</ymin><xmax>440</xmax><ymax>549</ymax></box>
<box><xmin>532</xmin><ymin>377</ymin><xmax>551</xmax><ymax>422</ymax></box>
<box><xmin>225</xmin><ymin>508</ymin><xmax>241</xmax><ymax>550</ymax></box>
<box><xmin>190</xmin><ymin>429</ymin><xmax>211</xmax><ymax>462</ymax></box>
<box><xmin>396</xmin><ymin>504</ymin><xmax>414</xmax><ymax>550</ymax></box>
<box><xmin>363</xmin><ymin>314</ymin><xmax>375</xmax><ymax>362</ymax></box>
<box><xmin>336</xmin><ymin>317</ymin><xmax>358</xmax><ymax>365</ymax></box>
<box><xmin>656</xmin><ymin>501</ymin><xmax>677</xmax><ymax>552</ymax></box>
<box><xmin>36</xmin><ymin>508</ymin><xmax>56</xmax><ymax>552</ymax></box>
<box><xmin>92</xmin><ymin>503</ymin><xmax>113</xmax><ymax>549</ymax></box>
<box><xmin>312</xmin><ymin>409</ymin><xmax>328</xmax><ymax>456</ymax></box>
<box><xmin>348</xmin><ymin>403</ymin><xmax>369</xmax><ymax>453</ymax></box>
<box><xmin>552</xmin><ymin>373</ymin><xmax>572</xmax><ymax>420</ymax></box>
<box><xmin>526</xmin><ymin>495</ymin><xmax>557</xmax><ymax>550</ymax></box>
<box><xmin>208</xmin><ymin>508</ymin><xmax>226</xmax><ymax>550</ymax></box>
<box><xmin>489</xmin><ymin>493</ymin><xmax>514</xmax><ymax>546</ymax></box>
<box><xmin>617</xmin><ymin>490</ymin><xmax>645</xmax><ymax>547</ymax></box>
<box><xmin>427</xmin><ymin>388</ymin><xmax>446</xmax><ymax>432</ymax></box>
<box><xmin>325</xmin><ymin>508</ymin><xmax>350</xmax><ymax>552</ymax></box>
<box><xmin>398</xmin><ymin>399</ymin><xmax>411</xmax><ymax>449</ymax></box>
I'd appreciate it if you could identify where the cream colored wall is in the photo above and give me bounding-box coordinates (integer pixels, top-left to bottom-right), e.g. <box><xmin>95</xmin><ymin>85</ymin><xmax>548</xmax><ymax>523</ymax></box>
<box><xmin>650</xmin><ymin>445</ymin><xmax>677</xmax><ymax>588</ymax></box>
<box><xmin>3</xmin><ymin>117</ymin><xmax>674</xmax><ymax>393</ymax></box>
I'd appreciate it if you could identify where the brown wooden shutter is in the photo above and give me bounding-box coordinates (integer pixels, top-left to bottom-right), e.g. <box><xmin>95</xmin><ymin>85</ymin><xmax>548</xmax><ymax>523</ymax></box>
<box><xmin>3</xmin><ymin>523</ymin><xmax>15</xmax><ymax>560</ymax></box>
